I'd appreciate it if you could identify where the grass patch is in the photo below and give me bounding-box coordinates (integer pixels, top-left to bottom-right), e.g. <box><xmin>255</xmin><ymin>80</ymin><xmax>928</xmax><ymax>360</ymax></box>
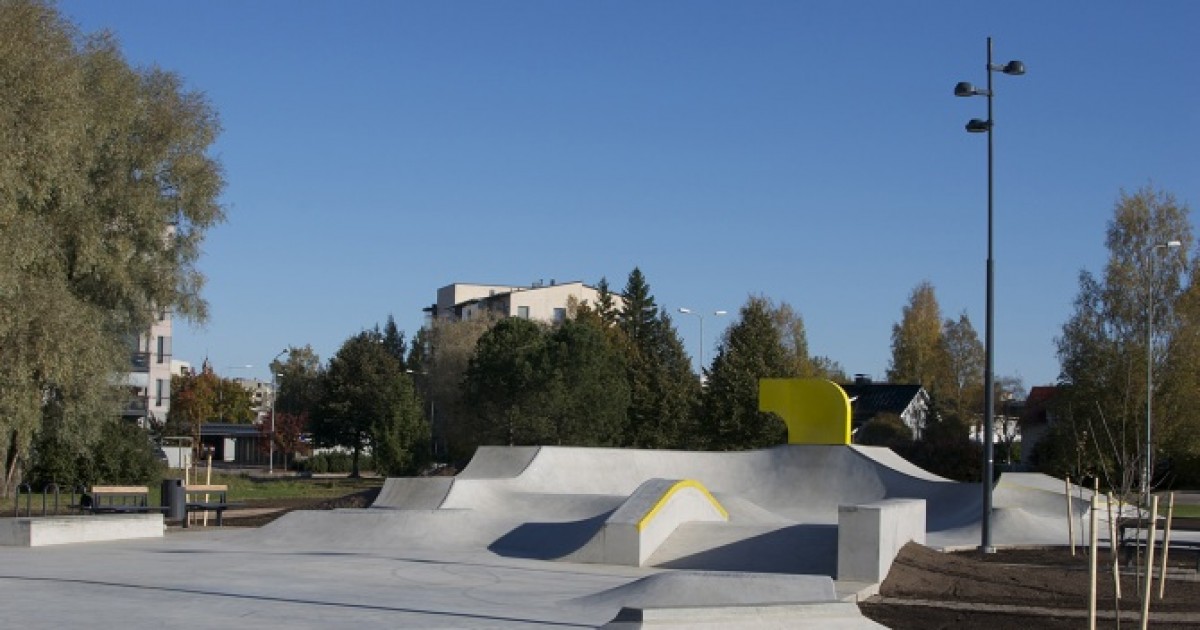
<box><xmin>1171</xmin><ymin>503</ymin><xmax>1200</xmax><ymax>519</ymax></box>
<box><xmin>159</xmin><ymin>473</ymin><xmax>382</xmax><ymax>504</ymax></box>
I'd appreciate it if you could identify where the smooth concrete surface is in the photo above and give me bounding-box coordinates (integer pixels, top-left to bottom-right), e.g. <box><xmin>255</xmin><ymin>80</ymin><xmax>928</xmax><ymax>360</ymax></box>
<box><xmin>0</xmin><ymin>444</ymin><xmax>1097</xmax><ymax>628</ymax></box>
<box><xmin>836</xmin><ymin>499</ymin><xmax>926</xmax><ymax>583</ymax></box>
<box><xmin>0</xmin><ymin>514</ymin><xmax>163</xmax><ymax>547</ymax></box>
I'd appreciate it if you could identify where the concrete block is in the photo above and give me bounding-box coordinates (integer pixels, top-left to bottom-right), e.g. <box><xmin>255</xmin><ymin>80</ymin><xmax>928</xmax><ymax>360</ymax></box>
<box><xmin>0</xmin><ymin>515</ymin><xmax>164</xmax><ymax>547</ymax></box>
<box><xmin>837</xmin><ymin>498</ymin><xmax>925</xmax><ymax>583</ymax></box>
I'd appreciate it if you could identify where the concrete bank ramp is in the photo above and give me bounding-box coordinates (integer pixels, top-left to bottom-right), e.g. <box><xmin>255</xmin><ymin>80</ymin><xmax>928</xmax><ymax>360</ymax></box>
<box><xmin>333</xmin><ymin>444</ymin><xmax>1084</xmax><ymax>560</ymax></box>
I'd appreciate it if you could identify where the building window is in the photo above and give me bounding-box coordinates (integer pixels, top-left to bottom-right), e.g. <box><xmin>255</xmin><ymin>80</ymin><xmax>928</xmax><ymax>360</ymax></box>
<box><xmin>155</xmin><ymin>379</ymin><xmax>165</xmax><ymax>407</ymax></box>
<box><xmin>517</xmin><ymin>306</ymin><xmax>530</xmax><ymax>319</ymax></box>
<box><xmin>553</xmin><ymin>308</ymin><xmax>566</xmax><ymax>323</ymax></box>
<box><xmin>156</xmin><ymin>336</ymin><xmax>165</xmax><ymax>364</ymax></box>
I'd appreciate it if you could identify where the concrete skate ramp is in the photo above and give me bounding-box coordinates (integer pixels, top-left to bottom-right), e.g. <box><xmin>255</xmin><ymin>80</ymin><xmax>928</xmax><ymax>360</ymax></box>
<box><xmin>294</xmin><ymin>444</ymin><xmax>1082</xmax><ymax>568</ymax></box>
<box><xmin>437</xmin><ymin>444</ymin><xmax>981</xmax><ymax>528</ymax></box>
<box><xmin>373</xmin><ymin>477</ymin><xmax>454</xmax><ymax>509</ymax></box>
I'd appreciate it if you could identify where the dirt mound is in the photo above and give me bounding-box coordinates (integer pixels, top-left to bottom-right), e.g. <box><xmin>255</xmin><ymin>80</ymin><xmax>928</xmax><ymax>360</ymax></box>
<box><xmin>860</xmin><ymin>542</ymin><xmax>1200</xmax><ymax>629</ymax></box>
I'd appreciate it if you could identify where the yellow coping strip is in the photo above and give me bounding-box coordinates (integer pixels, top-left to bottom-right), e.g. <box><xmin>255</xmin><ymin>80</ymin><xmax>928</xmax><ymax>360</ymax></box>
<box><xmin>635</xmin><ymin>479</ymin><xmax>728</xmax><ymax>532</ymax></box>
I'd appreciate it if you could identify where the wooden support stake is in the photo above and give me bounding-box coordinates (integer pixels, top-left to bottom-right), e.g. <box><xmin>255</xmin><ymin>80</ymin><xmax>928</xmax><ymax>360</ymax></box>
<box><xmin>1089</xmin><ymin>494</ymin><xmax>1099</xmax><ymax>630</ymax></box>
<box><xmin>1140</xmin><ymin>495</ymin><xmax>1159</xmax><ymax>630</ymax></box>
<box><xmin>1066</xmin><ymin>476</ymin><xmax>1076</xmax><ymax>555</ymax></box>
<box><xmin>1109</xmin><ymin>493</ymin><xmax>1121</xmax><ymax>599</ymax></box>
<box><xmin>1159</xmin><ymin>492</ymin><xmax>1175</xmax><ymax>599</ymax></box>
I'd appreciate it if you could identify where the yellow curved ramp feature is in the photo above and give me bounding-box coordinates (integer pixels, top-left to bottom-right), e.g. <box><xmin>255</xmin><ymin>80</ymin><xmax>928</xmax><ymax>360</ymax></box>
<box><xmin>578</xmin><ymin>478</ymin><xmax>728</xmax><ymax>567</ymax></box>
<box><xmin>637</xmin><ymin>479</ymin><xmax>728</xmax><ymax>532</ymax></box>
<box><xmin>758</xmin><ymin>378</ymin><xmax>852</xmax><ymax>445</ymax></box>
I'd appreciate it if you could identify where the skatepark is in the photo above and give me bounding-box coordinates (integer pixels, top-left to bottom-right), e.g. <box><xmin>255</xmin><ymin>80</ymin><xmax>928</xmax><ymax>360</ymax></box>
<box><xmin>0</xmin><ymin>379</ymin><xmax>1096</xmax><ymax>628</ymax></box>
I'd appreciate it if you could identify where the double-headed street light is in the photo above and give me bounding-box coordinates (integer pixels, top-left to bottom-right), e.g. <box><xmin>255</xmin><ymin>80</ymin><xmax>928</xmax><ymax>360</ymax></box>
<box><xmin>678</xmin><ymin>308</ymin><xmax>727</xmax><ymax>380</ymax></box>
<box><xmin>955</xmin><ymin>36</ymin><xmax>1024</xmax><ymax>554</ymax></box>
<box><xmin>1145</xmin><ymin>240</ymin><xmax>1182</xmax><ymax>505</ymax></box>
<box><xmin>269</xmin><ymin>349</ymin><xmax>289</xmax><ymax>474</ymax></box>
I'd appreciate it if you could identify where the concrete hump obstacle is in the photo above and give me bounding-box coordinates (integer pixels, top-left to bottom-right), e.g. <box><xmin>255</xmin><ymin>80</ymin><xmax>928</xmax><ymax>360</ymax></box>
<box><xmin>566</xmin><ymin>478</ymin><xmax>729</xmax><ymax>566</ymax></box>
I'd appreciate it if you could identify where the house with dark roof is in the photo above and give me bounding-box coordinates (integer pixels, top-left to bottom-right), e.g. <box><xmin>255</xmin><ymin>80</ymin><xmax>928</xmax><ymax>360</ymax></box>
<box><xmin>840</xmin><ymin>376</ymin><xmax>931</xmax><ymax>440</ymax></box>
<box><xmin>1017</xmin><ymin>385</ymin><xmax>1061</xmax><ymax>466</ymax></box>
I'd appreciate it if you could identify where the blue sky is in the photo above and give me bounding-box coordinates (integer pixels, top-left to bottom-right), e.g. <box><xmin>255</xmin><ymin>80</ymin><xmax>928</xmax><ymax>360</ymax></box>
<box><xmin>59</xmin><ymin>1</ymin><xmax>1199</xmax><ymax>389</ymax></box>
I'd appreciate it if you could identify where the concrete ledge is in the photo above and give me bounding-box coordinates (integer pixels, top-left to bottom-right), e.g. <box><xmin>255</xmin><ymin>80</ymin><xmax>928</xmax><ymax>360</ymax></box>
<box><xmin>837</xmin><ymin>498</ymin><xmax>925</xmax><ymax>583</ymax></box>
<box><xmin>603</xmin><ymin>478</ymin><xmax>728</xmax><ymax>566</ymax></box>
<box><xmin>1</xmin><ymin>514</ymin><xmax>164</xmax><ymax>547</ymax></box>
<box><xmin>602</xmin><ymin>602</ymin><xmax>886</xmax><ymax>629</ymax></box>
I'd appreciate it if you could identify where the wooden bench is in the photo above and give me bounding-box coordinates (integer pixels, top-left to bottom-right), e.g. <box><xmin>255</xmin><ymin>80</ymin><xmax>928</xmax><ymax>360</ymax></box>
<box><xmin>183</xmin><ymin>484</ymin><xmax>242</xmax><ymax>527</ymax></box>
<box><xmin>79</xmin><ymin>486</ymin><xmax>167</xmax><ymax>515</ymax></box>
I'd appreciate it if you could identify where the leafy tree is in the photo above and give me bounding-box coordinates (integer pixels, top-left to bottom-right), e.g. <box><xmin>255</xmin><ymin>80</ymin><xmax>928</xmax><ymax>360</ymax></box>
<box><xmin>0</xmin><ymin>1</ymin><xmax>224</xmax><ymax>496</ymax></box>
<box><xmin>382</xmin><ymin>314</ymin><xmax>408</xmax><ymax>371</ymax></box>
<box><xmin>856</xmin><ymin>413</ymin><xmax>913</xmax><ymax>449</ymax></box>
<box><xmin>772</xmin><ymin>301</ymin><xmax>845</xmax><ymax>381</ymax></box>
<box><xmin>594</xmin><ymin>276</ymin><xmax>619</xmax><ymax>327</ymax></box>
<box><xmin>416</xmin><ymin>312</ymin><xmax>502</xmax><ymax>463</ymax></box>
<box><xmin>463</xmin><ymin>318</ymin><xmax>552</xmax><ymax>446</ymax></box>
<box><xmin>261</xmin><ymin>411</ymin><xmax>311</xmax><ymax>472</ymax></box>
<box><xmin>1054</xmin><ymin>186</ymin><xmax>1193</xmax><ymax>492</ymax></box>
<box><xmin>273</xmin><ymin>345</ymin><xmax>324</xmax><ymax>418</ymax></box>
<box><xmin>700</xmin><ymin>296</ymin><xmax>794</xmax><ymax>450</ymax></box>
<box><xmin>313</xmin><ymin>330</ymin><xmax>427</xmax><ymax>477</ymax></box>
<box><xmin>887</xmin><ymin>282</ymin><xmax>951</xmax><ymax>398</ymax></box>
<box><xmin>942</xmin><ymin>311</ymin><xmax>984</xmax><ymax>425</ymax></box>
<box><xmin>616</xmin><ymin>268</ymin><xmax>701</xmax><ymax>449</ymax></box>
<box><xmin>540</xmin><ymin>317</ymin><xmax>630</xmax><ymax>446</ymax></box>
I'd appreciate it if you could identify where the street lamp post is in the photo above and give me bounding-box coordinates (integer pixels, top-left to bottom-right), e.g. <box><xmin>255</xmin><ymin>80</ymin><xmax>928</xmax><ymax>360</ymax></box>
<box><xmin>269</xmin><ymin>349</ymin><xmax>288</xmax><ymax>474</ymax></box>
<box><xmin>1145</xmin><ymin>241</ymin><xmax>1181</xmax><ymax>505</ymax></box>
<box><xmin>955</xmin><ymin>36</ymin><xmax>1024</xmax><ymax>554</ymax></box>
<box><xmin>678</xmin><ymin>308</ymin><xmax>727</xmax><ymax>379</ymax></box>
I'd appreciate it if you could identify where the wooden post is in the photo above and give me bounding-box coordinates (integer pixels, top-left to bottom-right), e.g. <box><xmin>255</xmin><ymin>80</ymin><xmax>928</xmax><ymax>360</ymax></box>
<box><xmin>1088</xmin><ymin>495</ymin><xmax>1099</xmax><ymax>630</ymax></box>
<box><xmin>1159</xmin><ymin>492</ymin><xmax>1175</xmax><ymax>599</ymax></box>
<box><xmin>1066</xmin><ymin>476</ymin><xmax>1076</xmax><ymax>555</ymax></box>
<box><xmin>1109</xmin><ymin>493</ymin><xmax>1121</xmax><ymax>599</ymax></box>
<box><xmin>1140</xmin><ymin>495</ymin><xmax>1159</xmax><ymax>630</ymax></box>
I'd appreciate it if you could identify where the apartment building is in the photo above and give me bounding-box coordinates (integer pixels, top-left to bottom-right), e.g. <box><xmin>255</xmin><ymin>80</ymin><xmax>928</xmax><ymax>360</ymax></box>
<box><xmin>426</xmin><ymin>280</ymin><xmax>622</xmax><ymax>324</ymax></box>
<box><xmin>121</xmin><ymin>311</ymin><xmax>173</xmax><ymax>428</ymax></box>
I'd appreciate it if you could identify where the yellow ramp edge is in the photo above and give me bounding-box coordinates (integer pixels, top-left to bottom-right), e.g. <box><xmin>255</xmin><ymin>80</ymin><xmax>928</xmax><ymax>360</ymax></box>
<box><xmin>758</xmin><ymin>378</ymin><xmax>852</xmax><ymax>445</ymax></box>
<box><xmin>636</xmin><ymin>479</ymin><xmax>728</xmax><ymax>532</ymax></box>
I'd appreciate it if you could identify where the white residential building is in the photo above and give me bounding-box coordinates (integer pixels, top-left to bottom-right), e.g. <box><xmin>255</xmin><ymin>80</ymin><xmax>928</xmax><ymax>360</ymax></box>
<box><xmin>427</xmin><ymin>280</ymin><xmax>623</xmax><ymax>324</ymax></box>
<box><xmin>121</xmin><ymin>311</ymin><xmax>173</xmax><ymax>428</ymax></box>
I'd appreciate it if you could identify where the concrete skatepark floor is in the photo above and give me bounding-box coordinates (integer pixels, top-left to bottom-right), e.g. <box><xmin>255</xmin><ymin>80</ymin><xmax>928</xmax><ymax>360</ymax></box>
<box><xmin>227</xmin><ymin>484</ymin><xmax>1200</xmax><ymax>628</ymax></box>
<box><xmin>7</xmin><ymin>446</ymin><xmax>1200</xmax><ymax>629</ymax></box>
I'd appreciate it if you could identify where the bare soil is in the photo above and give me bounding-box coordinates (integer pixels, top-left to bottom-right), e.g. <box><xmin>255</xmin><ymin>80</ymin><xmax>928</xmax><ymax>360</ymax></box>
<box><xmin>860</xmin><ymin>542</ymin><xmax>1200</xmax><ymax>629</ymax></box>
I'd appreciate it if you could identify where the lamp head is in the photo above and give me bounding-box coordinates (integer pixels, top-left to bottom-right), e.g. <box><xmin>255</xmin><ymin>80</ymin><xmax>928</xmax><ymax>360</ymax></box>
<box><xmin>678</xmin><ymin>307</ymin><xmax>692</xmax><ymax>314</ymax></box>
<box><xmin>1002</xmin><ymin>60</ymin><xmax>1026</xmax><ymax>76</ymax></box>
<box><xmin>954</xmin><ymin>82</ymin><xmax>977</xmax><ymax>97</ymax></box>
<box><xmin>965</xmin><ymin>119</ymin><xmax>991</xmax><ymax>133</ymax></box>
<box><xmin>1167</xmin><ymin>240</ymin><xmax>1183</xmax><ymax>249</ymax></box>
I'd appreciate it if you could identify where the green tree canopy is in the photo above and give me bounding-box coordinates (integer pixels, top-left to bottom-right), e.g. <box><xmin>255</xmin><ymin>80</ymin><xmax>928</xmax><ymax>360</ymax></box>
<box><xmin>887</xmin><ymin>281</ymin><xmax>951</xmax><ymax>395</ymax></box>
<box><xmin>1052</xmin><ymin>186</ymin><xmax>1195</xmax><ymax>487</ymax></box>
<box><xmin>313</xmin><ymin>329</ymin><xmax>427</xmax><ymax>477</ymax></box>
<box><xmin>700</xmin><ymin>295</ymin><xmax>795</xmax><ymax>450</ymax></box>
<box><xmin>1</xmin><ymin>1</ymin><xmax>224</xmax><ymax>495</ymax></box>
<box><xmin>464</xmin><ymin>317</ymin><xmax>551</xmax><ymax>446</ymax></box>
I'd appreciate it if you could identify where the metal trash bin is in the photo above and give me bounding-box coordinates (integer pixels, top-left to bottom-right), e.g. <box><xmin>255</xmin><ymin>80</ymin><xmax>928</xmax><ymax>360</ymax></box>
<box><xmin>160</xmin><ymin>478</ymin><xmax>185</xmax><ymax>521</ymax></box>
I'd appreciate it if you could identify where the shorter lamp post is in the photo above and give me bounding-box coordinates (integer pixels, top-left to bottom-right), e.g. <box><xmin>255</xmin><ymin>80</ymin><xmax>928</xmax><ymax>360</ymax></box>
<box><xmin>269</xmin><ymin>349</ymin><xmax>288</xmax><ymax>474</ymax></box>
<box><xmin>1145</xmin><ymin>240</ymin><xmax>1181</xmax><ymax>505</ymax></box>
<box><xmin>678</xmin><ymin>308</ymin><xmax>727</xmax><ymax>379</ymax></box>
